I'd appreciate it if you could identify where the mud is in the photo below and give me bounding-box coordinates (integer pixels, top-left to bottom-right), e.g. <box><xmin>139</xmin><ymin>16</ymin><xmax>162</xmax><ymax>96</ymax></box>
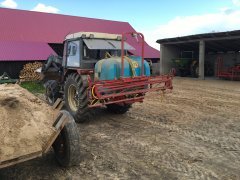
<box><xmin>0</xmin><ymin>78</ymin><xmax>240</xmax><ymax>179</ymax></box>
<box><xmin>0</xmin><ymin>84</ymin><xmax>55</xmax><ymax>162</ymax></box>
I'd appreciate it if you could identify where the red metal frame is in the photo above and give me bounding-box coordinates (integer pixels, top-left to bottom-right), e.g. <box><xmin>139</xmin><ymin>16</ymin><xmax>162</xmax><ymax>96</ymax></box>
<box><xmin>88</xmin><ymin>75</ymin><xmax>173</xmax><ymax>107</ymax></box>
<box><xmin>217</xmin><ymin>56</ymin><xmax>240</xmax><ymax>80</ymax></box>
<box><xmin>87</xmin><ymin>32</ymin><xmax>174</xmax><ymax>108</ymax></box>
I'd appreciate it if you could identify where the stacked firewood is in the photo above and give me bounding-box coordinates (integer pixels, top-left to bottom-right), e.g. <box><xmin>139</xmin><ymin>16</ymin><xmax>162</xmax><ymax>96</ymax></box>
<box><xmin>19</xmin><ymin>62</ymin><xmax>43</xmax><ymax>81</ymax></box>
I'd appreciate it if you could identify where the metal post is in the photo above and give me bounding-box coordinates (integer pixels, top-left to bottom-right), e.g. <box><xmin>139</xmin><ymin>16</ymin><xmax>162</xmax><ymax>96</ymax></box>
<box><xmin>160</xmin><ymin>44</ymin><xmax>164</xmax><ymax>75</ymax></box>
<box><xmin>199</xmin><ymin>40</ymin><xmax>205</xmax><ymax>80</ymax></box>
<box><xmin>140</xmin><ymin>33</ymin><xmax>145</xmax><ymax>76</ymax></box>
<box><xmin>121</xmin><ymin>34</ymin><xmax>124</xmax><ymax>78</ymax></box>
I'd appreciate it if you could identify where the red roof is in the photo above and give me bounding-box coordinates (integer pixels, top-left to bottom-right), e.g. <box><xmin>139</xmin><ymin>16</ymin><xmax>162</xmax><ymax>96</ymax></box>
<box><xmin>0</xmin><ymin>8</ymin><xmax>159</xmax><ymax>60</ymax></box>
<box><xmin>0</xmin><ymin>41</ymin><xmax>56</xmax><ymax>61</ymax></box>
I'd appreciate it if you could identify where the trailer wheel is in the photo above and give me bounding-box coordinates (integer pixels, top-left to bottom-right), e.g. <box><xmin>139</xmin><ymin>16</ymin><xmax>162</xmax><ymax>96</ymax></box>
<box><xmin>52</xmin><ymin>119</ymin><xmax>80</xmax><ymax>167</ymax></box>
<box><xmin>64</xmin><ymin>73</ymin><xmax>92</xmax><ymax>123</ymax></box>
<box><xmin>107</xmin><ymin>103</ymin><xmax>131</xmax><ymax>114</ymax></box>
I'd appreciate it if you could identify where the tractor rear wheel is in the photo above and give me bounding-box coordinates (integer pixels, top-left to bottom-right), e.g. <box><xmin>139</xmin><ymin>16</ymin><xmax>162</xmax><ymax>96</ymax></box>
<box><xmin>52</xmin><ymin>117</ymin><xmax>80</xmax><ymax>167</ymax></box>
<box><xmin>107</xmin><ymin>103</ymin><xmax>131</xmax><ymax>114</ymax></box>
<box><xmin>64</xmin><ymin>73</ymin><xmax>91</xmax><ymax>123</ymax></box>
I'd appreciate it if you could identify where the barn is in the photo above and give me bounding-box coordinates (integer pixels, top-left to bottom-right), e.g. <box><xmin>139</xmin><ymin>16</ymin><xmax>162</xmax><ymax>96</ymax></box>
<box><xmin>0</xmin><ymin>8</ymin><xmax>159</xmax><ymax>78</ymax></box>
<box><xmin>157</xmin><ymin>30</ymin><xmax>240</xmax><ymax>80</ymax></box>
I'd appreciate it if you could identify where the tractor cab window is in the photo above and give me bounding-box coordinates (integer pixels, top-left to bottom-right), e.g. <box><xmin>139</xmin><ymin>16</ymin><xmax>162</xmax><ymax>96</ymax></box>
<box><xmin>83</xmin><ymin>45</ymin><xmax>99</xmax><ymax>60</ymax></box>
<box><xmin>66</xmin><ymin>41</ymin><xmax>80</xmax><ymax>67</ymax></box>
<box><xmin>82</xmin><ymin>39</ymin><xmax>134</xmax><ymax>61</ymax></box>
<box><xmin>82</xmin><ymin>44</ymin><xmax>123</xmax><ymax>60</ymax></box>
<box><xmin>83</xmin><ymin>43</ymin><xmax>130</xmax><ymax>60</ymax></box>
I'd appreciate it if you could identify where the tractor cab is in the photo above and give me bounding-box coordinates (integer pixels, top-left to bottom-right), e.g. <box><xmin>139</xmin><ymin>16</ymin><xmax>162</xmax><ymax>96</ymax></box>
<box><xmin>63</xmin><ymin>32</ymin><xmax>152</xmax><ymax>82</ymax></box>
<box><xmin>63</xmin><ymin>32</ymin><xmax>134</xmax><ymax>70</ymax></box>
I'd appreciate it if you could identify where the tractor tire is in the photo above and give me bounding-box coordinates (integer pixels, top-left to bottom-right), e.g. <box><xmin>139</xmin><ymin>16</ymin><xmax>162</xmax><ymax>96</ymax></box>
<box><xmin>107</xmin><ymin>103</ymin><xmax>131</xmax><ymax>114</ymax></box>
<box><xmin>52</xmin><ymin>117</ymin><xmax>80</xmax><ymax>167</ymax></box>
<box><xmin>64</xmin><ymin>73</ymin><xmax>91</xmax><ymax>123</ymax></box>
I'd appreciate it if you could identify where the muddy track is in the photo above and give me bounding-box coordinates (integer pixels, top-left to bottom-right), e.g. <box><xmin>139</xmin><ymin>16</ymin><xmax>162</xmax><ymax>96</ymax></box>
<box><xmin>0</xmin><ymin>78</ymin><xmax>240</xmax><ymax>179</ymax></box>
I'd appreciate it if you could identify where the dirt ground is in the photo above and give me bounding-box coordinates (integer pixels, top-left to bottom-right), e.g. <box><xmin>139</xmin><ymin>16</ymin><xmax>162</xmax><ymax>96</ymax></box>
<box><xmin>0</xmin><ymin>84</ymin><xmax>55</xmax><ymax>163</ymax></box>
<box><xmin>0</xmin><ymin>78</ymin><xmax>240</xmax><ymax>179</ymax></box>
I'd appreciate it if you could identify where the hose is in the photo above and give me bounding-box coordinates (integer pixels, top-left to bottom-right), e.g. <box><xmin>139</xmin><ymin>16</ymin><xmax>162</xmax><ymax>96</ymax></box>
<box><xmin>124</xmin><ymin>56</ymin><xmax>138</xmax><ymax>77</ymax></box>
<box><xmin>90</xmin><ymin>85</ymin><xmax>101</xmax><ymax>105</ymax></box>
<box><xmin>91</xmin><ymin>85</ymin><xmax>99</xmax><ymax>99</ymax></box>
<box><xmin>105</xmin><ymin>52</ymin><xmax>112</xmax><ymax>58</ymax></box>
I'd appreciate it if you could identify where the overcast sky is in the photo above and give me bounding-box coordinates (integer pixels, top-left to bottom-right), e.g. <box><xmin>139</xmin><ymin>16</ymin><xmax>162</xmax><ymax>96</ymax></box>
<box><xmin>1</xmin><ymin>0</ymin><xmax>240</xmax><ymax>49</ymax></box>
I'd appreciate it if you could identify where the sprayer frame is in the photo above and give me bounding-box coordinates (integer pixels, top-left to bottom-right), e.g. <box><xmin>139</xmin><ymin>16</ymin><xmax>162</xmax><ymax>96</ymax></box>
<box><xmin>87</xmin><ymin>32</ymin><xmax>173</xmax><ymax>107</ymax></box>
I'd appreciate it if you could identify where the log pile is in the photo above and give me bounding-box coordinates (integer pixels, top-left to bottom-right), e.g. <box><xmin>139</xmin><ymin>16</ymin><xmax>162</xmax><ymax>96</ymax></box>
<box><xmin>19</xmin><ymin>62</ymin><xmax>43</xmax><ymax>81</ymax></box>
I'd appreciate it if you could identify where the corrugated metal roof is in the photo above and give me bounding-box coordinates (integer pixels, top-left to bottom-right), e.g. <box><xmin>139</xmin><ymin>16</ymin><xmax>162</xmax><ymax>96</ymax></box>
<box><xmin>0</xmin><ymin>41</ymin><xmax>56</xmax><ymax>61</ymax></box>
<box><xmin>156</xmin><ymin>30</ymin><xmax>240</xmax><ymax>44</ymax></box>
<box><xmin>0</xmin><ymin>8</ymin><xmax>159</xmax><ymax>59</ymax></box>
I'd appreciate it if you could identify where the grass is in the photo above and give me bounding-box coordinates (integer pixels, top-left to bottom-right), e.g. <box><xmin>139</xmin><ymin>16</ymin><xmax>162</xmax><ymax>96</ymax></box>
<box><xmin>20</xmin><ymin>81</ymin><xmax>45</xmax><ymax>94</ymax></box>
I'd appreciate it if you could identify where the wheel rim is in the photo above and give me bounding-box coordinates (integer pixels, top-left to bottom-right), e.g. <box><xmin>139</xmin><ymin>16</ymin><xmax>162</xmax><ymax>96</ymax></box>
<box><xmin>53</xmin><ymin>133</ymin><xmax>66</xmax><ymax>159</ymax></box>
<box><xmin>68</xmin><ymin>84</ymin><xmax>78</xmax><ymax>112</ymax></box>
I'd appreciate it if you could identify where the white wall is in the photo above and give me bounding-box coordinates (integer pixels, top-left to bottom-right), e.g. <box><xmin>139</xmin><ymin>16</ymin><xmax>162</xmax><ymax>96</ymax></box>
<box><xmin>160</xmin><ymin>45</ymin><xmax>180</xmax><ymax>74</ymax></box>
<box><xmin>152</xmin><ymin>63</ymin><xmax>160</xmax><ymax>75</ymax></box>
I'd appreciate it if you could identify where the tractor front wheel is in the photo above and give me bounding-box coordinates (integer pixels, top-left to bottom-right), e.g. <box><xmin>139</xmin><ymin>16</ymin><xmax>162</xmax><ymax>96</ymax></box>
<box><xmin>44</xmin><ymin>80</ymin><xmax>61</xmax><ymax>105</ymax></box>
<box><xmin>64</xmin><ymin>73</ymin><xmax>91</xmax><ymax>123</ymax></box>
<box><xmin>107</xmin><ymin>103</ymin><xmax>131</xmax><ymax>114</ymax></box>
